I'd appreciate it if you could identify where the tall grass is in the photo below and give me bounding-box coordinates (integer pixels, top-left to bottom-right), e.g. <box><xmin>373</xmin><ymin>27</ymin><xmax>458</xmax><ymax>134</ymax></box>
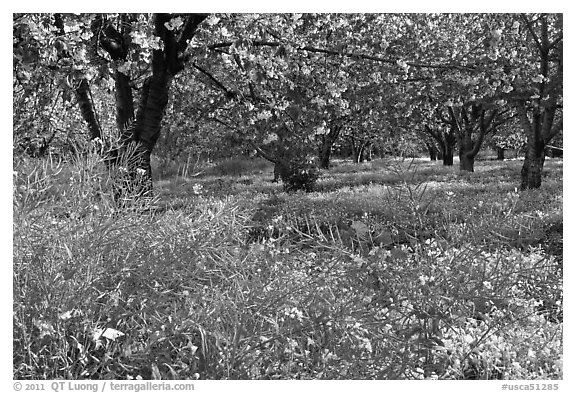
<box><xmin>13</xmin><ymin>155</ymin><xmax>562</xmax><ymax>379</ymax></box>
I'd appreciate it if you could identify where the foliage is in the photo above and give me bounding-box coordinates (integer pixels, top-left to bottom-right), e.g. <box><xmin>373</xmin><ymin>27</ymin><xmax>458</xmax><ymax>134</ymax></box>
<box><xmin>206</xmin><ymin>157</ymin><xmax>272</xmax><ymax>177</ymax></box>
<box><xmin>14</xmin><ymin>156</ymin><xmax>562</xmax><ymax>379</ymax></box>
<box><xmin>13</xmin><ymin>13</ymin><xmax>562</xmax><ymax>190</ymax></box>
<box><xmin>279</xmin><ymin>156</ymin><xmax>320</xmax><ymax>193</ymax></box>
<box><xmin>12</xmin><ymin>12</ymin><xmax>564</xmax><ymax>380</ymax></box>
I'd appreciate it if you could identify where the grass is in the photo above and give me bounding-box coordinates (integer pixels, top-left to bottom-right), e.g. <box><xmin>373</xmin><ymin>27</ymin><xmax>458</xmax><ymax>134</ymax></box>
<box><xmin>13</xmin><ymin>153</ymin><xmax>563</xmax><ymax>380</ymax></box>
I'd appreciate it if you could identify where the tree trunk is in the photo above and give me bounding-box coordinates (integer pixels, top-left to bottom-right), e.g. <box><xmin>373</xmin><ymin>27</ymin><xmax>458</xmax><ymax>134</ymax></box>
<box><xmin>459</xmin><ymin>134</ymin><xmax>476</xmax><ymax>172</ymax></box>
<box><xmin>521</xmin><ymin>140</ymin><xmax>546</xmax><ymax>189</ymax></box>
<box><xmin>75</xmin><ymin>78</ymin><xmax>102</xmax><ymax>141</ymax></box>
<box><xmin>273</xmin><ymin>159</ymin><xmax>290</xmax><ymax>182</ymax></box>
<box><xmin>514</xmin><ymin>100</ymin><xmax>559</xmax><ymax>190</ymax></box>
<box><xmin>318</xmin><ymin>125</ymin><xmax>341</xmax><ymax>169</ymax></box>
<box><xmin>496</xmin><ymin>147</ymin><xmax>505</xmax><ymax>160</ymax></box>
<box><xmin>54</xmin><ymin>14</ymin><xmax>102</xmax><ymax>143</ymax></box>
<box><xmin>128</xmin><ymin>73</ymin><xmax>171</xmax><ymax>194</ymax></box>
<box><xmin>443</xmin><ymin>144</ymin><xmax>454</xmax><ymax>166</ymax></box>
<box><xmin>426</xmin><ymin>142</ymin><xmax>438</xmax><ymax>161</ymax></box>
<box><xmin>459</xmin><ymin>153</ymin><xmax>475</xmax><ymax>172</ymax></box>
<box><xmin>349</xmin><ymin>136</ymin><xmax>361</xmax><ymax>163</ymax></box>
<box><xmin>114</xmin><ymin>69</ymin><xmax>135</xmax><ymax>142</ymax></box>
<box><xmin>363</xmin><ymin>142</ymin><xmax>373</xmax><ymax>161</ymax></box>
<box><xmin>318</xmin><ymin>142</ymin><xmax>332</xmax><ymax>169</ymax></box>
<box><xmin>358</xmin><ymin>144</ymin><xmax>365</xmax><ymax>163</ymax></box>
<box><xmin>451</xmin><ymin>104</ymin><xmax>496</xmax><ymax>172</ymax></box>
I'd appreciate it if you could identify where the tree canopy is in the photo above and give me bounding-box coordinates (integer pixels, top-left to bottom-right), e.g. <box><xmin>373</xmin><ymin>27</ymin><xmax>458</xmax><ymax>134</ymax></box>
<box><xmin>13</xmin><ymin>13</ymin><xmax>562</xmax><ymax>190</ymax></box>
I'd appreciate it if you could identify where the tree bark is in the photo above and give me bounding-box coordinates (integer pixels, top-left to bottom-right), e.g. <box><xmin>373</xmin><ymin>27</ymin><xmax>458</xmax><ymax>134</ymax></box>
<box><xmin>496</xmin><ymin>147</ymin><xmax>505</xmax><ymax>160</ymax></box>
<box><xmin>425</xmin><ymin>142</ymin><xmax>438</xmax><ymax>161</ymax></box>
<box><xmin>515</xmin><ymin>100</ymin><xmax>557</xmax><ymax>190</ymax></box>
<box><xmin>318</xmin><ymin>142</ymin><xmax>332</xmax><ymax>169</ymax></box>
<box><xmin>363</xmin><ymin>141</ymin><xmax>373</xmax><ymax>161</ymax></box>
<box><xmin>358</xmin><ymin>144</ymin><xmax>365</xmax><ymax>163</ymax></box>
<box><xmin>349</xmin><ymin>135</ymin><xmax>361</xmax><ymax>163</ymax></box>
<box><xmin>126</xmin><ymin>73</ymin><xmax>171</xmax><ymax>193</ymax></box>
<box><xmin>443</xmin><ymin>144</ymin><xmax>454</xmax><ymax>166</ymax></box>
<box><xmin>458</xmin><ymin>128</ymin><xmax>476</xmax><ymax>172</ymax></box>
<box><xmin>318</xmin><ymin>124</ymin><xmax>342</xmax><ymax>169</ymax></box>
<box><xmin>114</xmin><ymin>70</ymin><xmax>135</xmax><ymax>142</ymax></box>
<box><xmin>74</xmin><ymin>78</ymin><xmax>102</xmax><ymax>141</ymax></box>
<box><xmin>459</xmin><ymin>153</ymin><xmax>475</xmax><ymax>172</ymax></box>
<box><xmin>520</xmin><ymin>140</ymin><xmax>546</xmax><ymax>190</ymax></box>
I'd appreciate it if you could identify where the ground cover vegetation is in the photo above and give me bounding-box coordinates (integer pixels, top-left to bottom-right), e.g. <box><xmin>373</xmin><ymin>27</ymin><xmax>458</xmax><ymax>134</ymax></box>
<box><xmin>13</xmin><ymin>13</ymin><xmax>562</xmax><ymax>380</ymax></box>
<box><xmin>13</xmin><ymin>154</ymin><xmax>563</xmax><ymax>379</ymax></box>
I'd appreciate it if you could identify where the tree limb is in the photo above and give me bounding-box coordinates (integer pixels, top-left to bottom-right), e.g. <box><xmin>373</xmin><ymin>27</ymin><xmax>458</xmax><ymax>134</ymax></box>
<box><xmin>207</xmin><ymin>40</ymin><xmax>477</xmax><ymax>72</ymax></box>
<box><xmin>192</xmin><ymin>62</ymin><xmax>235</xmax><ymax>98</ymax></box>
<box><xmin>521</xmin><ymin>14</ymin><xmax>545</xmax><ymax>55</ymax></box>
<box><xmin>177</xmin><ymin>14</ymin><xmax>209</xmax><ymax>53</ymax></box>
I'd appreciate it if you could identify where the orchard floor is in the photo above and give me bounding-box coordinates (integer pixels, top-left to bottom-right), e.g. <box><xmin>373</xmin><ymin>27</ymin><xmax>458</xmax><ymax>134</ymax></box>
<box><xmin>13</xmin><ymin>155</ymin><xmax>563</xmax><ymax>380</ymax></box>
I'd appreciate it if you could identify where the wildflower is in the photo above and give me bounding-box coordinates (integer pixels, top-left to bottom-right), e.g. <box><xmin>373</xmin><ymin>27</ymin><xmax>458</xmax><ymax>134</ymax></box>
<box><xmin>192</xmin><ymin>184</ymin><xmax>203</xmax><ymax>194</ymax></box>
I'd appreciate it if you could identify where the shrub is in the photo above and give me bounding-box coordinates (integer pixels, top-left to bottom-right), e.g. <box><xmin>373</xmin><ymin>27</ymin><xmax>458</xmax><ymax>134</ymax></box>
<box><xmin>280</xmin><ymin>156</ymin><xmax>320</xmax><ymax>193</ymax></box>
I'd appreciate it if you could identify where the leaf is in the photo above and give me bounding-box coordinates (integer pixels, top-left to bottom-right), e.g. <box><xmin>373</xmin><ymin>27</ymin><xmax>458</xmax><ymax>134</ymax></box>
<box><xmin>390</xmin><ymin>247</ymin><xmax>408</xmax><ymax>261</ymax></box>
<box><xmin>164</xmin><ymin>16</ymin><xmax>184</xmax><ymax>31</ymax></box>
<box><xmin>206</xmin><ymin>15</ymin><xmax>221</xmax><ymax>26</ymax></box>
<box><xmin>102</xmin><ymin>328</ymin><xmax>125</xmax><ymax>341</ymax></box>
<box><xmin>63</xmin><ymin>243</ymin><xmax>73</xmax><ymax>260</ymax></box>
<box><xmin>151</xmin><ymin>363</ymin><xmax>162</xmax><ymax>380</ymax></box>
<box><xmin>351</xmin><ymin>220</ymin><xmax>369</xmax><ymax>238</ymax></box>
<box><xmin>93</xmin><ymin>327</ymin><xmax>125</xmax><ymax>341</ymax></box>
<box><xmin>373</xmin><ymin>230</ymin><xmax>393</xmax><ymax>246</ymax></box>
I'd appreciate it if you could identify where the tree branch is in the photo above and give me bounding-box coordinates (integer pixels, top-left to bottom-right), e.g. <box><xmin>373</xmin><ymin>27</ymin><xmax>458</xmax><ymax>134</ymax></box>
<box><xmin>192</xmin><ymin>62</ymin><xmax>235</xmax><ymax>98</ymax></box>
<box><xmin>177</xmin><ymin>14</ymin><xmax>209</xmax><ymax>53</ymax></box>
<box><xmin>207</xmin><ymin>40</ymin><xmax>477</xmax><ymax>72</ymax></box>
<box><xmin>521</xmin><ymin>14</ymin><xmax>545</xmax><ymax>55</ymax></box>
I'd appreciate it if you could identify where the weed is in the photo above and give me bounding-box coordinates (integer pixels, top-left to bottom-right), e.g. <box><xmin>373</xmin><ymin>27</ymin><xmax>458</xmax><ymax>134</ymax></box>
<box><xmin>13</xmin><ymin>156</ymin><xmax>562</xmax><ymax>379</ymax></box>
